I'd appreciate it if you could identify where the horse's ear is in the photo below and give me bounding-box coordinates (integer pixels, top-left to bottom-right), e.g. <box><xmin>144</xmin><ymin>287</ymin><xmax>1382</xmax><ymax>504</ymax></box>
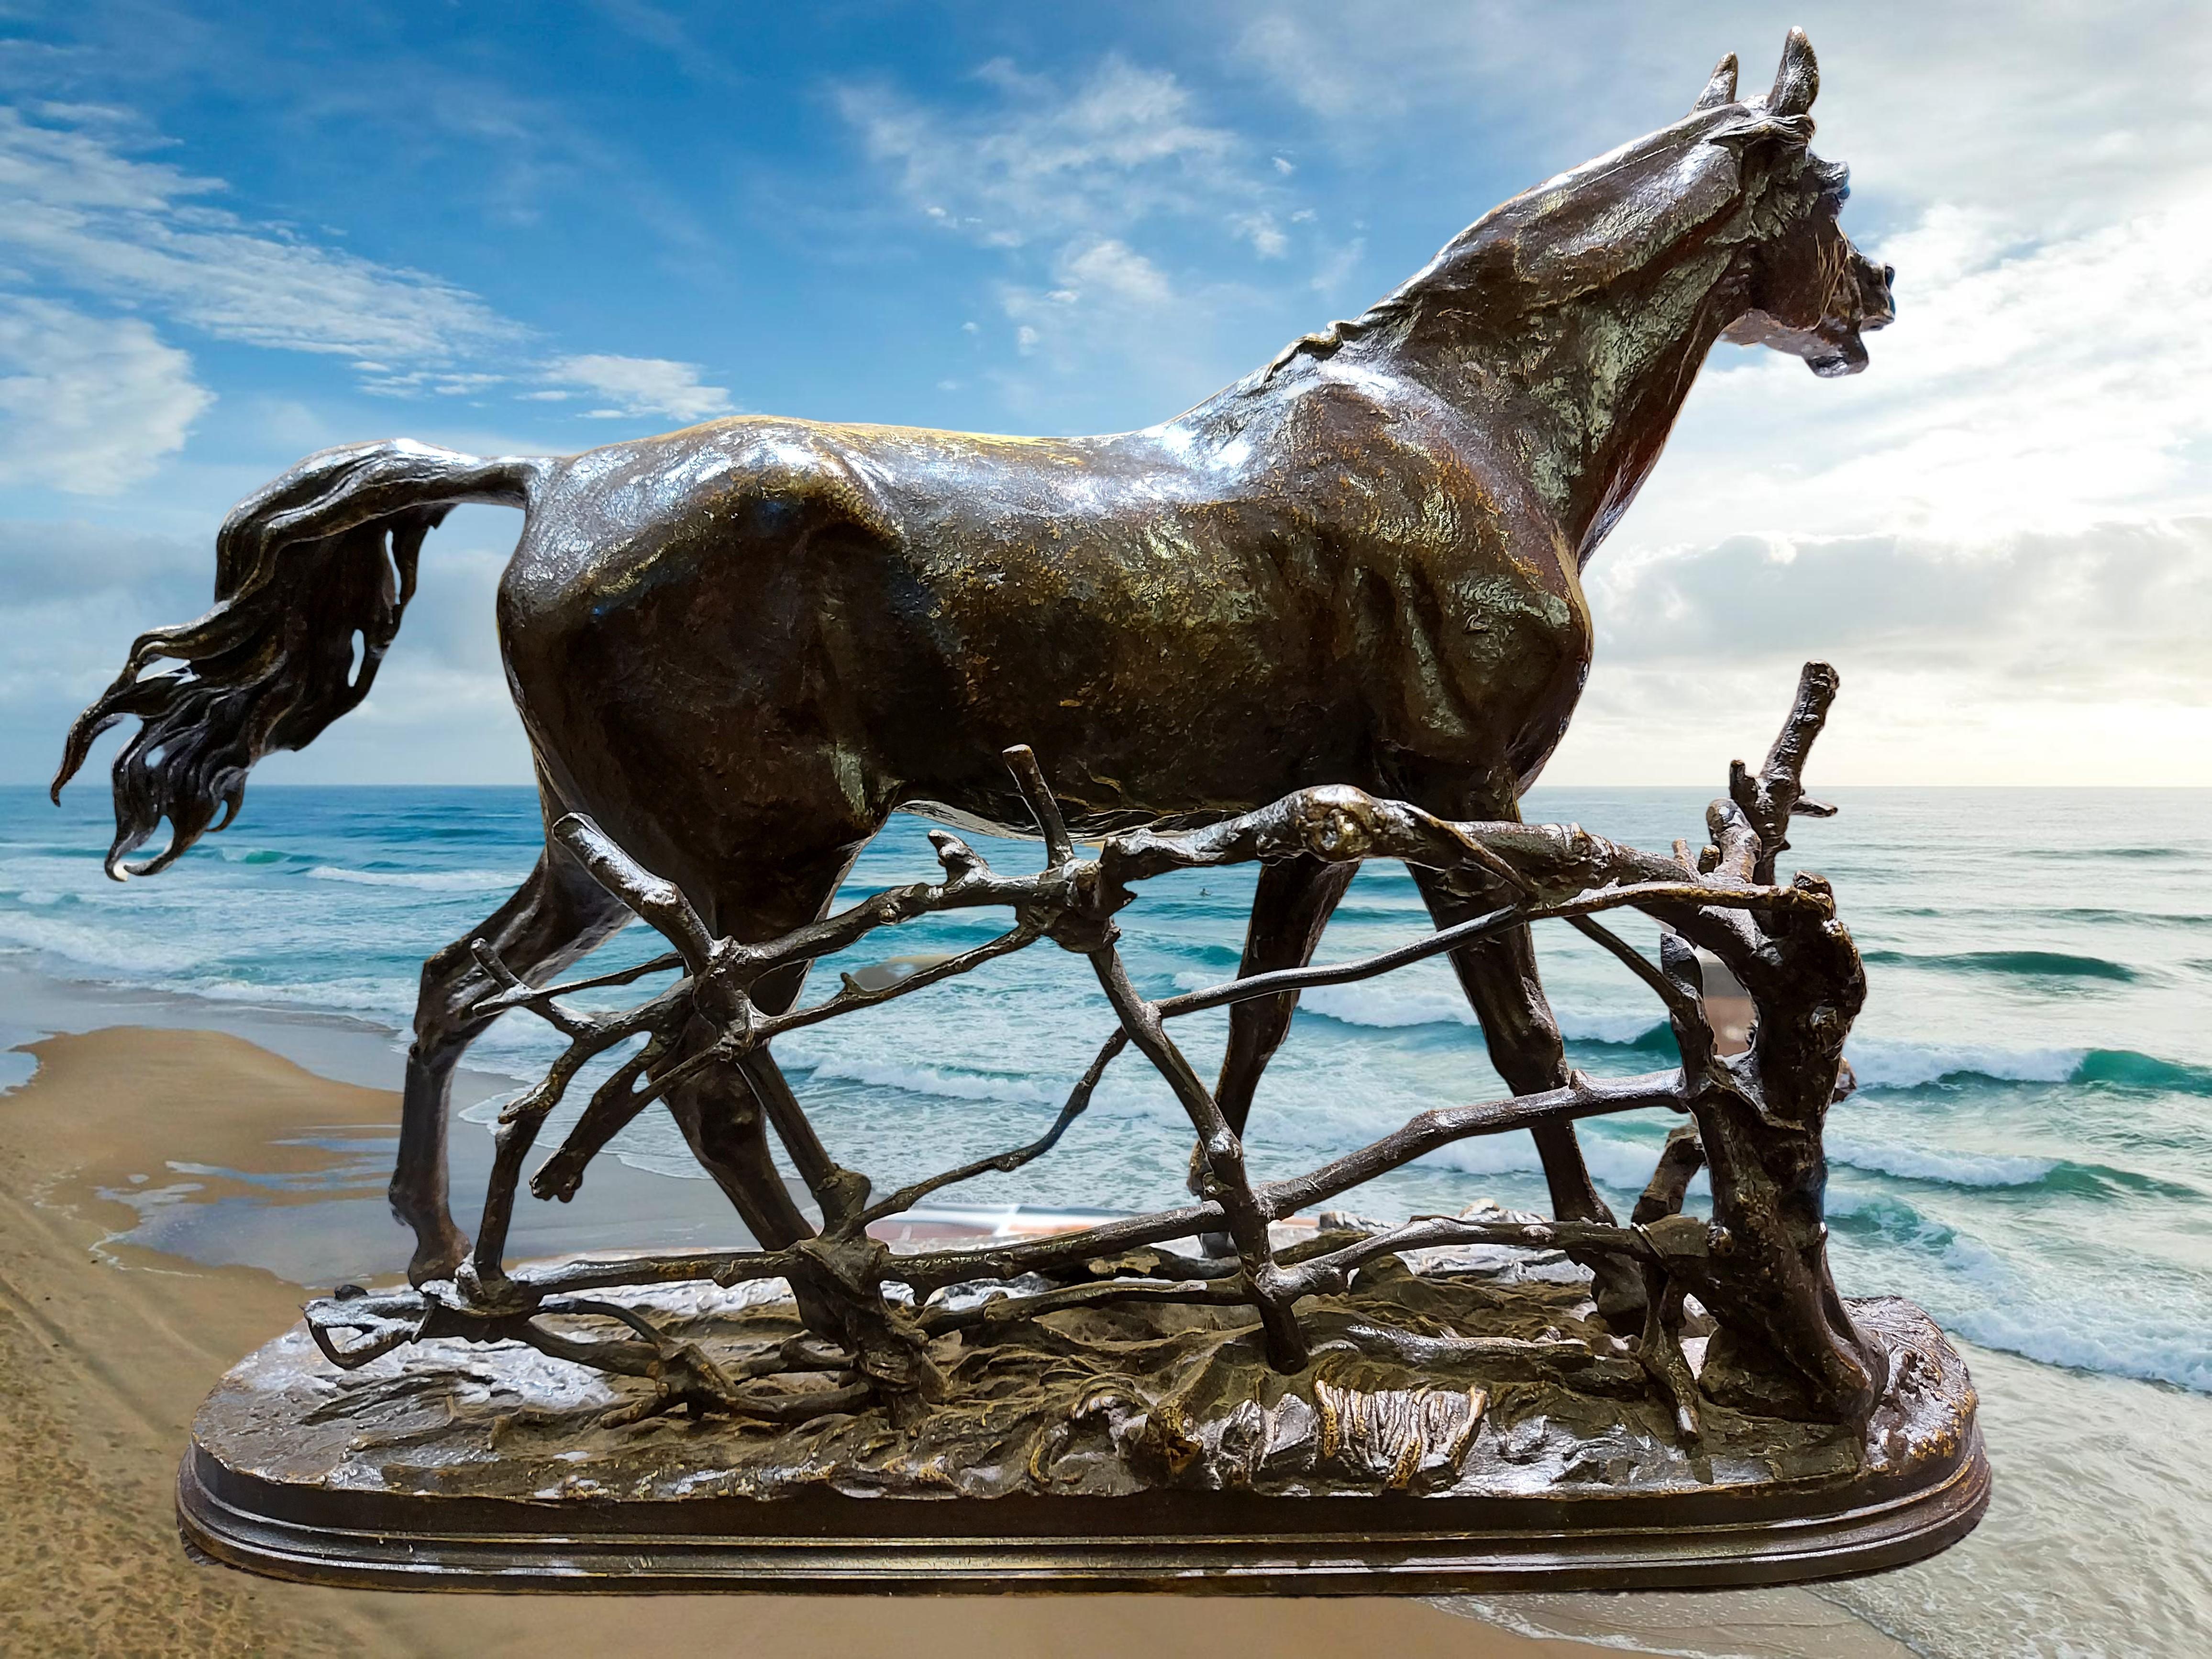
<box><xmin>1767</xmin><ymin>27</ymin><xmax>1818</xmax><ymax>117</ymax></box>
<box><xmin>1692</xmin><ymin>53</ymin><xmax>1739</xmax><ymax>111</ymax></box>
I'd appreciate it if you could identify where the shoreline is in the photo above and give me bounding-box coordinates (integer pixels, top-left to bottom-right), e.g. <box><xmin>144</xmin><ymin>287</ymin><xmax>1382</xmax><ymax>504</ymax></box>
<box><xmin>0</xmin><ymin>1009</ymin><xmax>1921</xmax><ymax>1658</ymax></box>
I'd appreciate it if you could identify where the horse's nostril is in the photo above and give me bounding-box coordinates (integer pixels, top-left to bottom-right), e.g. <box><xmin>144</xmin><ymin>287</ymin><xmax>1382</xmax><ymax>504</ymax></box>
<box><xmin>1882</xmin><ymin>264</ymin><xmax>1896</xmax><ymax>289</ymax></box>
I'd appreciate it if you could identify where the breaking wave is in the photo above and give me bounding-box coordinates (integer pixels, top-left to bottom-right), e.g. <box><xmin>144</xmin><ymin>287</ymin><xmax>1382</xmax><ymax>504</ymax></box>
<box><xmin>1849</xmin><ymin>1042</ymin><xmax>2212</xmax><ymax>1095</ymax></box>
<box><xmin>1861</xmin><ymin>948</ymin><xmax>2137</xmax><ymax>983</ymax></box>
<box><xmin>1825</xmin><ymin>1131</ymin><xmax>2057</xmax><ymax>1188</ymax></box>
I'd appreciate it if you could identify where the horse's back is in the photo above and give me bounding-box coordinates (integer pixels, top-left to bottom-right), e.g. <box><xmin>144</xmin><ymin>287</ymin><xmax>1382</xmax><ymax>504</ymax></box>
<box><xmin>495</xmin><ymin>390</ymin><xmax>1589</xmax><ymax>881</ymax></box>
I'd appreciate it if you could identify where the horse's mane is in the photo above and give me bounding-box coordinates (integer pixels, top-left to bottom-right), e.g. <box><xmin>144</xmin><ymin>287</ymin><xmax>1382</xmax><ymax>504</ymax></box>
<box><xmin>1261</xmin><ymin>102</ymin><xmax>1826</xmax><ymax>384</ymax></box>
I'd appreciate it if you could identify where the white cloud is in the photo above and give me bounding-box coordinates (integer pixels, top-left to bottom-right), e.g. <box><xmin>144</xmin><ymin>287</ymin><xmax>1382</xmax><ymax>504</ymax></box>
<box><xmin>0</xmin><ymin>509</ymin><xmax>535</xmax><ymax>787</ymax></box>
<box><xmin>1538</xmin><ymin>179</ymin><xmax>2212</xmax><ymax>784</ymax></box>
<box><xmin>1615</xmin><ymin>194</ymin><xmax>2212</xmax><ymax>552</ymax></box>
<box><xmin>0</xmin><ymin>515</ymin><xmax>216</xmax><ymax>783</ymax></box>
<box><xmin>0</xmin><ymin>298</ymin><xmax>211</xmax><ymax>493</ymax></box>
<box><xmin>1056</xmin><ymin>239</ymin><xmax>1175</xmax><ymax>308</ymax></box>
<box><xmin>1591</xmin><ymin>520</ymin><xmax>2212</xmax><ymax>683</ymax></box>
<box><xmin>840</xmin><ymin>55</ymin><xmax>1267</xmax><ymax>249</ymax></box>
<box><xmin>0</xmin><ymin>106</ymin><xmax>745</xmax><ymax>437</ymax></box>
<box><xmin>1230</xmin><ymin>211</ymin><xmax>1288</xmax><ymax>257</ymax></box>
<box><xmin>544</xmin><ymin>353</ymin><xmax>735</xmax><ymax>422</ymax></box>
<box><xmin>0</xmin><ymin>108</ymin><xmax>519</xmax><ymax>368</ymax></box>
<box><xmin>999</xmin><ymin>239</ymin><xmax>1170</xmax><ymax>365</ymax></box>
<box><xmin>1548</xmin><ymin>655</ymin><xmax>2212</xmax><ymax>789</ymax></box>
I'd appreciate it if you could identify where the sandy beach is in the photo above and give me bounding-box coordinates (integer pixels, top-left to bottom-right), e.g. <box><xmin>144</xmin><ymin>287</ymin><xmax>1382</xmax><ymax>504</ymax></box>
<box><xmin>0</xmin><ymin>1022</ymin><xmax>1932</xmax><ymax>1658</ymax></box>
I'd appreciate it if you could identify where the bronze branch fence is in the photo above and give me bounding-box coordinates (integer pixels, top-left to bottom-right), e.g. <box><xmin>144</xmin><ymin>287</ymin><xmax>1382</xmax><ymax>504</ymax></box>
<box><xmin>305</xmin><ymin>664</ymin><xmax>1887</xmax><ymax>1442</ymax></box>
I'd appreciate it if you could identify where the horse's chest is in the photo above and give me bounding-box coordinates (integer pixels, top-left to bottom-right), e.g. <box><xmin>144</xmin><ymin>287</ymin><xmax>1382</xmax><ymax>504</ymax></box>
<box><xmin>1360</xmin><ymin>545</ymin><xmax>1583</xmax><ymax>677</ymax></box>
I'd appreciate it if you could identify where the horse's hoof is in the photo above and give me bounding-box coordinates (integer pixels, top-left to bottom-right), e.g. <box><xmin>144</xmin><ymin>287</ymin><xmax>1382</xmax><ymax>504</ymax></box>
<box><xmin>406</xmin><ymin>1229</ymin><xmax>470</xmax><ymax>1289</ymax></box>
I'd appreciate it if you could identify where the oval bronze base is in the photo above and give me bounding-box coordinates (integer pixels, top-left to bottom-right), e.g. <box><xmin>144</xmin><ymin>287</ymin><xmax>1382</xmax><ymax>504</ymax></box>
<box><xmin>177</xmin><ymin>1426</ymin><xmax>1988</xmax><ymax>1595</ymax></box>
<box><xmin>178</xmin><ymin>1289</ymin><xmax>1989</xmax><ymax>1594</ymax></box>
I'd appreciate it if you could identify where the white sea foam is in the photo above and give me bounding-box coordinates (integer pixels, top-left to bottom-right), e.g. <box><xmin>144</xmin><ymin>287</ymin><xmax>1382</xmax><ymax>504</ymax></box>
<box><xmin>1556</xmin><ymin>1008</ymin><xmax>1668</xmax><ymax>1045</ymax></box>
<box><xmin>1418</xmin><ymin>1135</ymin><xmax>1544</xmax><ymax>1176</ymax></box>
<box><xmin>1944</xmin><ymin>1305</ymin><xmax>2212</xmax><ymax>1394</ymax></box>
<box><xmin>608</xmin><ymin>1147</ymin><xmax>717</xmax><ymax>1181</ymax></box>
<box><xmin>787</xmin><ymin>1055</ymin><xmax>1063</xmax><ymax>1108</ymax></box>
<box><xmin>1580</xmin><ymin>1134</ymin><xmax>1707</xmax><ymax>1194</ymax></box>
<box><xmin>152</xmin><ymin>973</ymin><xmax>413</xmax><ymax>1023</ymax></box>
<box><xmin>1825</xmin><ymin>1132</ymin><xmax>2058</xmax><ymax>1188</ymax></box>
<box><xmin>0</xmin><ymin>912</ymin><xmax>217</xmax><ymax>974</ymax></box>
<box><xmin>456</xmin><ymin>1087</ymin><xmax>531</xmax><ymax>1127</ymax></box>
<box><xmin>306</xmin><ymin>865</ymin><xmax>531</xmax><ymax>892</ymax></box>
<box><xmin>1929</xmin><ymin>1231</ymin><xmax>2212</xmax><ymax>1393</ymax></box>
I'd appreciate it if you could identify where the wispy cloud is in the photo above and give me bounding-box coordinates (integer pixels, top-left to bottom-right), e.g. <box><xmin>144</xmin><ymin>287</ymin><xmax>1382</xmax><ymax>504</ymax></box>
<box><xmin>1606</xmin><ymin>193</ymin><xmax>2212</xmax><ymax>554</ymax></box>
<box><xmin>839</xmin><ymin>56</ymin><xmax>1272</xmax><ymax>249</ymax></box>
<box><xmin>1593</xmin><ymin>520</ymin><xmax>2212</xmax><ymax>688</ymax></box>
<box><xmin>1225</xmin><ymin>1</ymin><xmax>2212</xmax><ymax>226</ymax></box>
<box><xmin>0</xmin><ymin>107</ymin><xmax>520</xmax><ymax>368</ymax></box>
<box><xmin>0</xmin><ymin>296</ymin><xmax>211</xmax><ymax>493</ymax></box>
<box><xmin>539</xmin><ymin>353</ymin><xmax>736</xmax><ymax>422</ymax></box>
<box><xmin>0</xmin><ymin>100</ymin><xmax>750</xmax><ymax>485</ymax></box>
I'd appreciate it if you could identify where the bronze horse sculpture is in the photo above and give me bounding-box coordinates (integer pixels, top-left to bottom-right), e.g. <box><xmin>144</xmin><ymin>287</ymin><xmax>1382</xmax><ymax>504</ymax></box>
<box><xmin>58</xmin><ymin>33</ymin><xmax>1890</xmax><ymax>1315</ymax></box>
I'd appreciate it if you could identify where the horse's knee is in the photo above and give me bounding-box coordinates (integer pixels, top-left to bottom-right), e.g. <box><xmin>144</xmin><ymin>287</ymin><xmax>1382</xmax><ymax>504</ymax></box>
<box><xmin>409</xmin><ymin>937</ymin><xmax>496</xmax><ymax>1064</ymax></box>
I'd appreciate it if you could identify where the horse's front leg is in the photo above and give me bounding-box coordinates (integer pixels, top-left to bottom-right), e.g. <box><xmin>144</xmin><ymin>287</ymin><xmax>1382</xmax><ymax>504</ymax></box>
<box><xmin>1407</xmin><ymin>868</ymin><xmax>1647</xmax><ymax>1327</ymax></box>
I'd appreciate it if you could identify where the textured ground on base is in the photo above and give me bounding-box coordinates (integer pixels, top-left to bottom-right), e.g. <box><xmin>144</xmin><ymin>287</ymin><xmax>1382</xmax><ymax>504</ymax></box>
<box><xmin>210</xmin><ymin>1249</ymin><xmax>1969</xmax><ymax>1516</ymax></box>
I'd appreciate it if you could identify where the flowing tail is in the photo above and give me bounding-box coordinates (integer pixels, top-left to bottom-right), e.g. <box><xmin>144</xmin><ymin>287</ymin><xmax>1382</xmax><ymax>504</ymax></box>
<box><xmin>53</xmin><ymin>439</ymin><xmax>547</xmax><ymax>878</ymax></box>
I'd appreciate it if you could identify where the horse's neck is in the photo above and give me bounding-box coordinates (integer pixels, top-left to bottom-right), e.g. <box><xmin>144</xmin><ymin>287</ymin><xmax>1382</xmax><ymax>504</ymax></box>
<box><xmin>1387</xmin><ymin>256</ymin><xmax>1735</xmax><ymax>566</ymax></box>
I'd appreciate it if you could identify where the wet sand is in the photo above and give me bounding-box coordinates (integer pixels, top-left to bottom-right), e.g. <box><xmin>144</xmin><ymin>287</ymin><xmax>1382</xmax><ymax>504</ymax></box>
<box><xmin>0</xmin><ymin>1024</ymin><xmax>1912</xmax><ymax>1657</ymax></box>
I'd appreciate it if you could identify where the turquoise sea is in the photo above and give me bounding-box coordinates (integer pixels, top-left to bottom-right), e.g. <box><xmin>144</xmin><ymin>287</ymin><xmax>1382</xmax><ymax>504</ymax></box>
<box><xmin>3</xmin><ymin>782</ymin><xmax>2209</xmax><ymax>1655</ymax></box>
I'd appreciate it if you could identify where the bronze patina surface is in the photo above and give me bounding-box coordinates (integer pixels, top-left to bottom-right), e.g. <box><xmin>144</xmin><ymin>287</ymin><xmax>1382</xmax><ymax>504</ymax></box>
<box><xmin>58</xmin><ymin>33</ymin><xmax>1891</xmax><ymax>1316</ymax></box>
<box><xmin>178</xmin><ymin>1254</ymin><xmax>1984</xmax><ymax>1593</ymax></box>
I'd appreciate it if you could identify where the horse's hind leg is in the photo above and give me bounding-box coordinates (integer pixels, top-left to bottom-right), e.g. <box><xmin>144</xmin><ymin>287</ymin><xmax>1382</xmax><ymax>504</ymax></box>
<box><xmin>658</xmin><ymin>1042</ymin><xmax>818</xmax><ymax>1249</ymax></box>
<box><xmin>1406</xmin><ymin>867</ymin><xmax>1646</xmax><ymax>1326</ymax></box>
<box><xmin>654</xmin><ymin>851</ymin><xmax>867</xmax><ymax>1250</ymax></box>
<box><xmin>394</xmin><ymin>840</ymin><xmax>631</xmax><ymax>1285</ymax></box>
<box><xmin>1186</xmin><ymin>854</ymin><xmax>1356</xmax><ymax>1249</ymax></box>
<box><xmin>1212</xmin><ymin>854</ymin><xmax>1360</xmax><ymax>1140</ymax></box>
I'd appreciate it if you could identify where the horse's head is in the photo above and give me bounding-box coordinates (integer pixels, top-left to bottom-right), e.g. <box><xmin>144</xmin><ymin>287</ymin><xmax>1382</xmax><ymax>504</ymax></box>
<box><xmin>1698</xmin><ymin>30</ymin><xmax>1895</xmax><ymax>376</ymax></box>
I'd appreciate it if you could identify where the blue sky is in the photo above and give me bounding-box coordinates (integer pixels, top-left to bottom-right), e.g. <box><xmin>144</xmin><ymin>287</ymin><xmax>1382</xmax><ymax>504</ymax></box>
<box><xmin>4</xmin><ymin>1</ymin><xmax>2210</xmax><ymax>787</ymax></box>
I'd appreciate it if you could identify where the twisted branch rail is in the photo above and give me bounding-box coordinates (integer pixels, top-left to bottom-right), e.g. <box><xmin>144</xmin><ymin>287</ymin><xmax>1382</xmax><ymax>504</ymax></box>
<box><xmin>306</xmin><ymin>663</ymin><xmax>1878</xmax><ymax>1438</ymax></box>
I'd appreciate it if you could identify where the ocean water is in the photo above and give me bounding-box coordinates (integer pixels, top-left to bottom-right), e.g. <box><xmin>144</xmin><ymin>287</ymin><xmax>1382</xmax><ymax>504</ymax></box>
<box><xmin>3</xmin><ymin>782</ymin><xmax>2209</xmax><ymax>1653</ymax></box>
